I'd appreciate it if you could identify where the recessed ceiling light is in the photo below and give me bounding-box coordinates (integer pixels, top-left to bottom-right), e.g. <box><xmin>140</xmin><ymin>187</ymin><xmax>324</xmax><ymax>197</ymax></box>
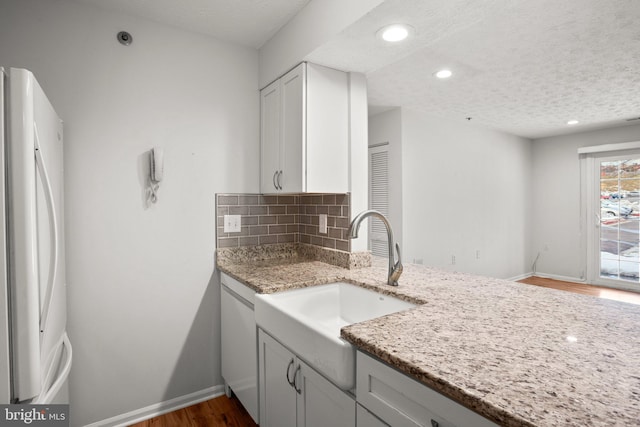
<box><xmin>377</xmin><ymin>24</ymin><xmax>412</xmax><ymax>42</ymax></box>
<box><xmin>435</xmin><ymin>69</ymin><xmax>452</xmax><ymax>79</ymax></box>
<box><xmin>567</xmin><ymin>120</ymin><xmax>579</xmax><ymax>125</ymax></box>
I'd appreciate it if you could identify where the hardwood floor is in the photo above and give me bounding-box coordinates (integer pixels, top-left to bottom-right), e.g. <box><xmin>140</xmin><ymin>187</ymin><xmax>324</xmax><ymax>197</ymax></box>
<box><xmin>518</xmin><ymin>276</ymin><xmax>640</xmax><ymax>305</ymax></box>
<box><xmin>128</xmin><ymin>395</ymin><xmax>257</xmax><ymax>427</ymax></box>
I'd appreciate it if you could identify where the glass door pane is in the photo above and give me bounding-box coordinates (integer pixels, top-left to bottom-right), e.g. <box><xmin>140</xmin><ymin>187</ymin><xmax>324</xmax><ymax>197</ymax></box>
<box><xmin>599</xmin><ymin>158</ymin><xmax>640</xmax><ymax>283</ymax></box>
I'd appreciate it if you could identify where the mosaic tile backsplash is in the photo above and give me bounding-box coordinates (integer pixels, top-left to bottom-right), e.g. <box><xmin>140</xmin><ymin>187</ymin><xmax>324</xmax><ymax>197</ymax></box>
<box><xmin>216</xmin><ymin>193</ymin><xmax>351</xmax><ymax>252</ymax></box>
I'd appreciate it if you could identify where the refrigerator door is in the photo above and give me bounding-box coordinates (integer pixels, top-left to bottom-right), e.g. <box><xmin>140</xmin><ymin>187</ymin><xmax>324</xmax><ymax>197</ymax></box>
<box><xmin>7</xmin><ymin>68</ymin><xmax>68</xmax><ymax>403</ymax></box>
<box><xmin>31</xmin><ymin>72</ymin><xmax>69</xmax><ymax>404</ymax></box>
<box><xmin>7</xmin><ymin>68</ymin><xmax>41</xmax><ymax>402</ymax></box>
<box><xmin>0</xmin><ymin>68</ymin><xmax>12</xmax><ymax>404</ymax></box>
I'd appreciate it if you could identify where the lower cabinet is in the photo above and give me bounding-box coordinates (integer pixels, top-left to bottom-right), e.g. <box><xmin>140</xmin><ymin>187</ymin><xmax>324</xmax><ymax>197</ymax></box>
<box><xmin>356</xmin><ymin>351</ymin><xmax>499</xmax><ymax>427</ymax></box>
<box><xmin>258</xmin><ymin>329</ymin><xmax>356</xmax><ymax>427</ymax></box>
<box><xmin>258</xmin><ymin>329</ymin><xmax>297</xmax><ymax>427</ymax></box>
<box><xmin>298</xmin><ymin>357</ymin><xmax>355</xmax><ymax>427</ymax></box>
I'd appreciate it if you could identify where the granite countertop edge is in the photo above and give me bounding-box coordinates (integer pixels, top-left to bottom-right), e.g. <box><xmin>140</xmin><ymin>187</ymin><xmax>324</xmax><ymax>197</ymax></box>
<box><xmin>216</xmin><ymin>258</ymin><xmax>516</xmax><ymax>426</ymax></box>
<box><xmin>216</xmin><ymin>255</ymin><xmax>640</xmax><ymax>427</ymax></box>
<box><xmin>341</xmin><ymin>330</ymin><xmax>536</xmax><ymax>427</ymax></box>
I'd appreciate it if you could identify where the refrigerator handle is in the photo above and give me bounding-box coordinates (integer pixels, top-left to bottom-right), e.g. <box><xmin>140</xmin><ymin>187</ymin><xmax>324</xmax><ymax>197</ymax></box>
<box><xmin>32</xmin><ymin>333</ymin><xmax>72</xmax><ymax>404</ymax></box>
<box><xmin>33</xmin><ymin>123</ymin><xmax>59</xmax><ymax>335</ymax></box>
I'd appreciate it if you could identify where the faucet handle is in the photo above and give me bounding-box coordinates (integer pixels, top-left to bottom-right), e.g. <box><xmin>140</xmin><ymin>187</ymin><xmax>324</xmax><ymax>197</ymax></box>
<box><xmin>389</xmin><ymin>243</ymin><xmax>403</xmax><ymax>286</ymax></box>
<box><xmin>394</xmin><ymin>243</ymin><xmax>402</xmax><ymax>268</ymax></box>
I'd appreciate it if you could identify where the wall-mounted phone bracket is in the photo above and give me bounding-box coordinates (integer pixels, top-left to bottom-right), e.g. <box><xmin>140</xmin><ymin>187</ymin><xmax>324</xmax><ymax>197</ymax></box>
<box><xmin>148</xmin><ymin>147</ymin><xmax>163</xmax><ymax>203</ymax></box>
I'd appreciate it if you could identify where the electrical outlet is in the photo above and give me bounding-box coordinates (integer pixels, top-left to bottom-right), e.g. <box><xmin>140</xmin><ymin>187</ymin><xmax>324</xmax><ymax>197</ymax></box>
<box><xmin>319</xmin><ymin>214</ymin><xmax>328</xmax><ymax>234</ymax></box>
<box><xmin>413</xmin><ymin>258</ymin><xmax>424</xmax><ymax>265</ymax></box>
<box><xmin>476</xmin><ymin>250</ymin><xmax>480</xmax><ymax>259</ymax></box>
<box><xmin>224</xmin><ymin>215</ymin><xmax>241</xmax><ymax>233</ymax></box>
<box><xmin>451</xmin><ymin>255</ymin><xmax>456</xmax><ymax>265</ymax></box>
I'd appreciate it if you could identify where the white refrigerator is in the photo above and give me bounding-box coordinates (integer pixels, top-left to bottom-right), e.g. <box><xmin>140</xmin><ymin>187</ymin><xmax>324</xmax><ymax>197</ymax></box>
<box><xmin>0</xmin><ymin>67</ymin><xmax>72</xmax><ymax>404</ymax></box>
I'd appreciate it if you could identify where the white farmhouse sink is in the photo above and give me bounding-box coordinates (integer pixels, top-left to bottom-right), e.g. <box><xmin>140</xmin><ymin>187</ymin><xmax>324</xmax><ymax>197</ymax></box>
<box><xmin>254</xmin><ymin>282</ymin><xmax>416</xmax><ymax>390</ymax></box>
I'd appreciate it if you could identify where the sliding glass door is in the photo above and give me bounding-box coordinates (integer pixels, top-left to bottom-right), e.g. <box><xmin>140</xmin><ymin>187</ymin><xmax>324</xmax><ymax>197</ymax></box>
<box><xmin>588</xmin><ymin>151</ymin><xmax>640</xmax><ymax>290</ymax></box>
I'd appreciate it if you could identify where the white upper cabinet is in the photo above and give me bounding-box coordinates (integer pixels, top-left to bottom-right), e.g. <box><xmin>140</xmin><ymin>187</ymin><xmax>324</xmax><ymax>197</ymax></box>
<box><xmin>261</xmin><ymin>79</ymin><xmax>282</xmax><ymax>193</ymax></box>
<box><xmin>260</xmin><ymin>62</ymin><xmax>349</xmax><ymax>194</ymax></box>
<box><xmin>280</xmin><ymin>64</ymin><xmax>304</xmax><ymax>193</ymax></box>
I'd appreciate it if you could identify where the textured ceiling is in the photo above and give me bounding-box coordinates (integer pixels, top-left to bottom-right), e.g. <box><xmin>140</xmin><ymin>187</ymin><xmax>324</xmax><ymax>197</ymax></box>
<box><xmin>73</xmin><ymin>0</ymin><xmax>311</xmax><ymax>48</ymax></box>
<box><xmin>73</xmin><ymin>0</ymin><xmax>640</xmax><ymax>138</ymax></box>
<box><xmin>307</xmin><ymin>0</ymin><xmax>640</xmax><ymax>139</ymax></box>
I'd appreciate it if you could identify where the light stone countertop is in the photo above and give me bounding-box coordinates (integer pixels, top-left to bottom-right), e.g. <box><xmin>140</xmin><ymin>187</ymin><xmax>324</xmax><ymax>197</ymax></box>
<box><xmin>217</xmin><ymin>254</ymin><xmax>640</xmax><ymax>427</ymax></box>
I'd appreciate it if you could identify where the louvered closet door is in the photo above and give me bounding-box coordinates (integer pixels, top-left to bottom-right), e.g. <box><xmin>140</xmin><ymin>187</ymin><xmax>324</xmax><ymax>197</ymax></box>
<box><xmin>369</xmin><ymin>144</ymin><xmax>389</xmax><ymax>257</ymax></box>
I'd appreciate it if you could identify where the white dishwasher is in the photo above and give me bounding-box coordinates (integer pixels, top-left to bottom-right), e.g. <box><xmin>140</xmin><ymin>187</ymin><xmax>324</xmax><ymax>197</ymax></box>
<box><xmin>221</xmin><ymin>272</ymin><xmax>259</xmax><ymax>423</ymax></box>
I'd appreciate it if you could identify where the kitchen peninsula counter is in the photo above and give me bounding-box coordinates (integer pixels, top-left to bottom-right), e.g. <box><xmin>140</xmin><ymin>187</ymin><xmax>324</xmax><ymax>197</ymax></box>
<box><xmin>216</xmin><ymin>247</ymin><xmax>640</xmax><ymax>427</ymax></box>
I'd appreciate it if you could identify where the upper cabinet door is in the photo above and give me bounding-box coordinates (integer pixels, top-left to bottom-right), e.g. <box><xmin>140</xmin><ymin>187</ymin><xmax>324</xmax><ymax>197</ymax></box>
<box><xmin>259</xmin><ymin>62</ymin><xmax>348</xmax><ymax>194</ymax></box>
<box><xmin>280</xmin><ymin>64</ymin><xmax>305</xmax><ymax>193</ymax></box>
<box><xmin>305</xmin><ymin>63</ymin><xmax>348</xmax><ymax>193</ymax></box>
<box><xmin>261</xmin><ymin>79</ymin><xmax>281</xmax><ymax>193</ymax></box>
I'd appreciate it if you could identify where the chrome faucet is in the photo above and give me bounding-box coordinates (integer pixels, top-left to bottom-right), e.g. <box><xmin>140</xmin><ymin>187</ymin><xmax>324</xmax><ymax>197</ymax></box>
<box><xmin>348</xmin><ymin>210</ymin><xmax>403</xmax><ymax>286</ymax></box>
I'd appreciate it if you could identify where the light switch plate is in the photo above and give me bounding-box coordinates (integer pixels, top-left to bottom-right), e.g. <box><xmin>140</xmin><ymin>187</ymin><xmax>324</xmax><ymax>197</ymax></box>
<box><xmin>319</xmin><ymin>214</ymin><xmax>328</xmax><ymax>234</ymax></box>
<box><xmin>224</xmin><ymin>215</ymin><xmax>241</xmax><ymax>233</ymax></box>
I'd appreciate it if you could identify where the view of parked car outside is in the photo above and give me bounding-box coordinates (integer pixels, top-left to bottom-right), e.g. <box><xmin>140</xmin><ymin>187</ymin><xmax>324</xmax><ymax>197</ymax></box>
<box><xmin>600</xmin><ymin>160</ymin><xmax>640</xmax><ymax>282</ymax></box>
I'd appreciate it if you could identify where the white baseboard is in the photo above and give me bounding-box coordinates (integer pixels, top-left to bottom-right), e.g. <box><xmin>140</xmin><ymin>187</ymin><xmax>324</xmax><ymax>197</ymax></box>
<box><xmin>84</xmin><ymin>385</ymin><xmax>225</xmax><ymax>427</ymax></box>
<box><xmin>505</xmin><ymin>272</ymin><xmax>533</xmax><ymax>282</ymax></box>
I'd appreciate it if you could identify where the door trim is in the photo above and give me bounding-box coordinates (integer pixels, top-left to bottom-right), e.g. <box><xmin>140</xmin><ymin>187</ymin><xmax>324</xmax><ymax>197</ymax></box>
<box><xmin>583</xmin><ymin>149</ymin><xmax>640</xmax><ymax>292</ymax></box>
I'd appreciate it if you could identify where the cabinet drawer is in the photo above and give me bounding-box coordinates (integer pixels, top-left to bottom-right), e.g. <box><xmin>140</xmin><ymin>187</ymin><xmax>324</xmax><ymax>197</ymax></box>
<box><xmin>356</xmin><ymin>352</ymin><xmax>497</xmax><ymax>427</ymax></box>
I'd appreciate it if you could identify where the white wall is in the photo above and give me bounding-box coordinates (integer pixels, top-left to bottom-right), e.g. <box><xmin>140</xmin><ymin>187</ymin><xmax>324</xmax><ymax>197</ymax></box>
<box><xmin>400</xmin><ymin>110</ymin><xmax>532</xmax><ymax>279</ymax></box>
<box><xmin>531</xmin><ymin>123</ymin><xmax>640</xmax><ymax>281</ymax></box>
<box><xmin>258</xmin><ymin>0</ymin><xmax>383</xmax><ymax>88</ymax></box>
<box><xmin>0</xmin><ymin>0</ymin><xmax>259</xmax><ymax>425</ymax></box>
<box><xmin>368</xmin><ymin>108</ymin><xmax>403</xmax><ymax>250</ymax></box>
<box><xmin>349</xmin><ymin>73</ymin><xmax>370</xmax><ymax>251</ymax></box>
